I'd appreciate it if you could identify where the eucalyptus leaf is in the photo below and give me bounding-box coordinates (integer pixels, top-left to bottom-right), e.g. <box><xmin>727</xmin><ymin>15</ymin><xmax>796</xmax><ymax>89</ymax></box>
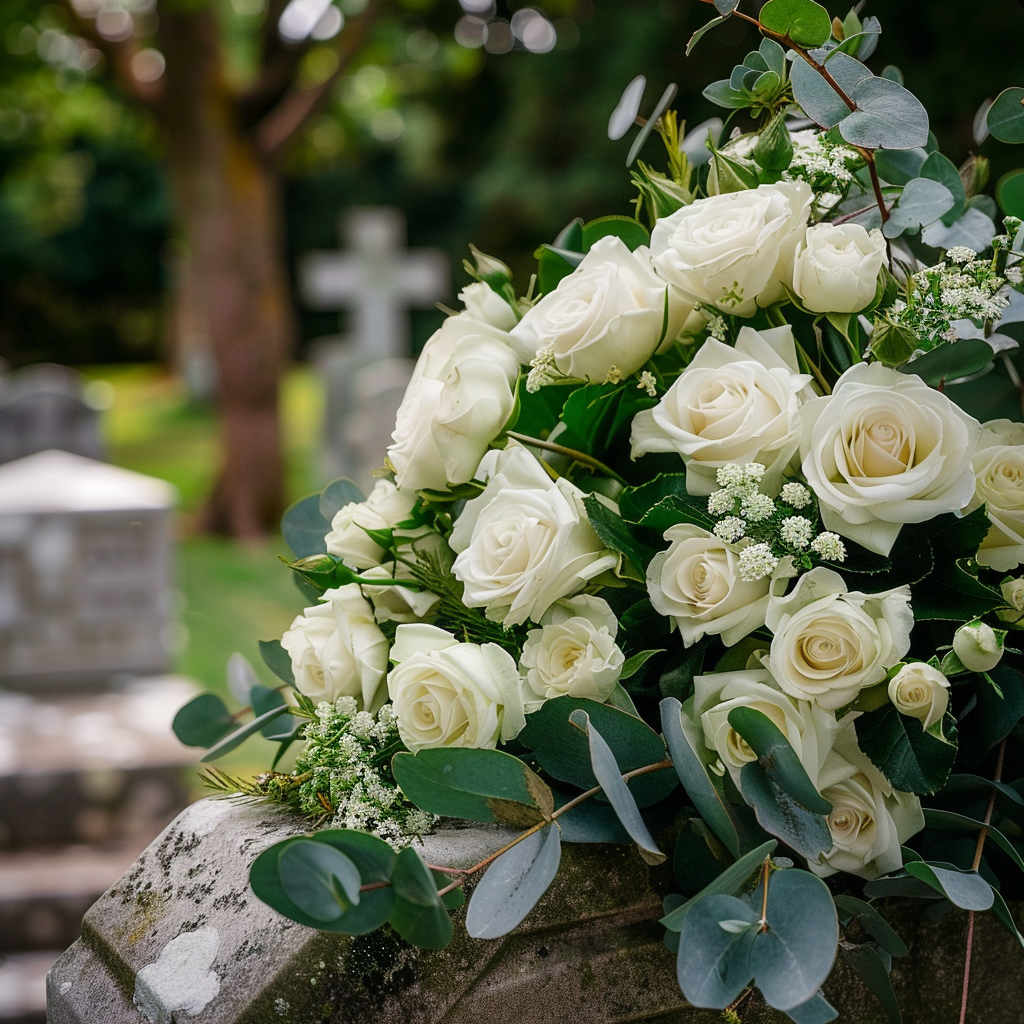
<box><xmin>281</xmin><ymin>493</ymin><xmax>330</xmax><ymax>559</ymax></box>
<box><xmin>843</xmin><ymin>944</ymin><xmax>902</xmax><ymax>1024</ymax></box>
<box><xmin>920</xmin><ymin>152</ymin><xmax>967</xmax><ymax>225</ymax></box>
<box><xmin>874</xmin><ymin>148</ymin><xmax>927</xmax><ymax>186</ymax></box>
<box><xmin>568</xmin><ymin>709</ymin><xmax>664</xmax><ymax>862</ymax></box>
<box><xmin>465</xmin><ymin>823</ymin><xmax>561</xmax><ymax>939</ymax></box>
<box><xmin>997</xmin><ymin>169</ymin><xmax>1024</xmax><ymax>219</ymax></box>
<box><xmin>922</xmin><ymin>809</ymin><xmax>1024</xmax><ymax>875</ymax></box>
<box><xmin>840</xmin><ymin>76</ymin><xmax>929</xmax><ymax>151</ymax></box>
<box><xmin>199</xmin><ymin>704</ymin><xmax>291</xmax><ymax>762</ymax></box>
<box><xmin>833</xmin><ymin>895</ymin><xmax>908</xmax><ymax>957</ymax></box>
<box><xmin>319</xmin><ymin>478</ymin><xmax>364</xmax><ymax>523</ymax></box>
<box><xmin>987</xmin><ymin>87</ymin><xmax>1024</xmax><ymax>144</ymax></box>
<box><xmin>759</xmin><ymin>0</ymin><xmax>832</xmax><ymax>47</ymax></box>
<box><xmin>677</xmin><ymin>894</ymin><xmax>758</xmax><ymax>1008</ymax></box>
<box><xmin>278</xmin><ymin>840</ymin><xmax>361</xmax><ymax>922</ymax></box>
<box><xmin>740</xmin><ymin>762</ymin><xmax>832</xmax><ymax>860</ymax></box>
<box><xmin>883</xmin><ymin>178</ymin><xmax>954</xmax><ymax>239</ymax></box>
<box><xmin>389</xmin><ymin>847</ymin><xmax>453</xmax><ymax>950</ymax></box>
<box><xmin>991</xmin><ymin>887</ymin><xmax>1024</xmax><ymax>950</ymax></box>
<box><xmin>687</xmin><ymin>16</ymin><xmax>727</xmax><ymax>58</ymax></box>
<box><xmin>258</xmin><ymin>638</ymin><xmax>295</xmax><ymax>686</ymax></box>
<box><xmin>903</xmin><ymin>861</ymin><xmax>994</xmax><ymax>911</ymax></box>
<box><xmin>785</xmin><ymin>992</ymin><xmax>839</xmax><ymax>1024</ymax></box>
<box><xmin>172</xmin><ymin>693</ymin><xmax>236</xmax><ymax>749</ymax></box>
<box><xmin>790</xmin><ymin>51</ymin><xmax>870</xmax><ymax>128</ymax></box>
<box><xmin>922</xmin><ymin>207</ymin><xmax>997</xmax><ymax>252</ymax></box>
<box><xmin>714</xmin><ymin>0</ymin><xmax>740</xmax><ymax>12</ymax></box>
<box><xmin>627</xmin><ymin>83</ymin><xmax>678</xmax><ymax>168</ymax></box>
<box><xmin>608</xmin><ymin>75</ymin><xmax>646</xmax><ymax>141</ymax></box>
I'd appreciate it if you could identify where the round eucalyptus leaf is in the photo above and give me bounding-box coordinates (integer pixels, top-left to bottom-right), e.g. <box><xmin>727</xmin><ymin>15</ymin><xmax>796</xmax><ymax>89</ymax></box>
<box><xmin>998</xmin><ymin>169</ymin><xmax>1024</xmax><ymax>219</ymax></box>
<box><xmin>921</xmin><ymin>152</ymin><xmax>967</xmax><ymax>224</ymax></box>
<box><xmin>226</xmin><ymin>651</ymin><xmax>261</xmax><ymax>705</ymax></box>
<box><xmin>389</xmin><ymin>847</ymin><xmax>453</xmax><ymax>950</ymax></box>
<box><xmin>974</xmin><ymin>97</ymin><xmax>994</xmax><ymax>146</ymax></box>
<box><xmin>921</xmin><ymin>206</ymin><xmax>997</xmax><ymax>253</ymax></box>
<box><xmin>681</xmin><ymin>118</ymin><xmax>724</xmax><ymax>167</ymax></box>
<box><xmin>988</xmin><ymin>87</ymin><xmax>1024</xmax><ymax>145</ymax></box>
<box><xmin>171</xmin><ymin>693</ymin><xmax>235</xmax><ymax>748</ymax></box>
<box><xmin>884</xmin><ymin>178</ymin><xmax>954</xmax><ymax>239</ymax></box>
<box><xmin>840</xmin><ymin>76</ymin><xmax>929</xmax><ymax>150</ymax></box>
<box><xmin>759</xmin><ymin>0</ymin><xmax>832</xmax><ymax>47</ymax></box>
<box><xmin>904</xmin><ymin>861</ymin><xmax>994</xmax><ymax>911</ymax></box>
<box><xmin>677</xmin><ymin>894</ymin><xmax>757</xmax><ymax>1008</ymax></box>
<box><xmin>874</xmin><ymin>148</ymin><xmax>927</xmax><ymax>186</ymax></box>
<box><xmin>278</xmin><ymin>840</ymin><xmax>361</xmax><ymax>922</ymax></box>
<box><xmin>281</xmin><ymin>493</ymin><xmax>329</xmax><ymax>559</ymax></box>
<box><xmin>319</xmin><ymin>478</ymin><xmax>364</xmax><ymax>524</ymax></box>
<box><xmin>790</xmin><ymin>51</ymin><xmax>870</xmax><ymax>129</ymax></box>
<box><xmin>608</xmin><ymin>75</ymin><xmax>646</xmax><ymax>141</ymax></box>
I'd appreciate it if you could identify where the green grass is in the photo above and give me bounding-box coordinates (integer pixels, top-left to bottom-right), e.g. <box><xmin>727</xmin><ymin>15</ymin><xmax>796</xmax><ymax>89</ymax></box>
<box><xmin>80</xmin><ymin>363</ymin><xmax>325</xmax><ymax>774</ymax></box>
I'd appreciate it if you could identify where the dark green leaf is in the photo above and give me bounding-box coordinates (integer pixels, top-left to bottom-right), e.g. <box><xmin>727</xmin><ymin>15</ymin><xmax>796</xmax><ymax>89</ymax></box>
<box><xmin>520</xmin><ymin>697</ymin><xmax>676</xmax><ymax>807</ymax></box>
<box><xmin>660</xmin><ymin>696</ymin><xmax>742</xmax><ymax>858</ymax></box>
<box><xmin>728</xmin><ymin>707</ymin><xmax>831</xmax><ymax>814</ymax></box>
<box><xmin>740</xmin><ymin>762</ymin><xmax>832</xmax><ymax>860</ymax></box>
<box><xmin>863</xmin><ymin>870</ymin><xmax>943</xmax><ymax>901</ymax></box>
<box><xmin>553</xmin><ymin>217</ymin><xmax>584</xmax><ymax>252</ymax></box>
<box><xmin>637</xmin><ymin>494</ymin><xmax>717</xmax><ymax>533</ymax></box>
<box><xmin>535</xmin><ymin>244</ymin><xmax>583</xmax><ymax>295</ymax></box>
<box><xmin>754</xmin><ymin>111</ymin><xmax>795</xmax><ymax>172</ymax></box>
<box><xmin>923</xmin><ymin>809</ymin><xmax>1024</xmax><ymax>875</ymax></box>
<box><xmin>677</xmin><ymin>894</ymin><xmax>757</xmax><ymax>1007</ymax></box>
<box><xmin>748</xmin><ymin>869</ymin><xmax>838</xmax><ymax>1012</ymax></box>
<box><xmin>199</xmin><ymin>705</ymin><xmax>291</xmax><ymax>762</ymax></box>
<box><xmin>582</xmin><ymin>494</ymin><xmax>656</xmax><ymax>574</ymax></box>
<box><xmin>620</xmin><ymin>649</ymin><xmax>665</xmax><ymax>681</ymax></box>
<box><xmin>581</xmin><ymin>215</ymin><xmax>649</xmax><ymax>252</ymax></box>
<box><xmin>874</xmin><ymin>148</ymin><xmax>927</xmax><ymax>186</ymax></box>
<box><xmin>250</xmin><ymin>830</ymin><xmax>396</xmax><ymax>934</ymax></box>
<box><xmin>943</xmin><ymin>774</ymin><xmax>1024</xmax><ymax>807</ymax></box>
<box><xmin>619</xmin><ymin>473</ymin><xmax>690</xmax><ymax>524</ymax></box>
<box><xmin>172</xmin><ymin>693</ymin><xmax>235</xmax><ymax>748</ymax></box>
<box><xmin>391</xmin><ymin>748</ymin><xmax>552</xmax><ymax>826</ymax></box>
<box><xmin>605</xmin><ymin>683</ymin><xmax>641</xmax><ymax>717</ymax></box>
<box><xmin>855</xmin><ymin>703</ymin><xmax>956</xmax><ymax>795</ymax></box>
<box><xmin>281</xmin><ymin>493</ymin><xmax>329</xmax><ymax>559</ymax></box>
<box><xmin>259</xmin><ymin>639</ymin><xmax>295</xmax><ymax>686</ymax></box>
<box><xmin>688</xmin><ymin>13</ymin><xmax>730</xmax><ymax>56</ymax></box>
<box><xmin>991</xmin><ymin>887</ymin><xmax>1024</xmax><ymax>950</ymax></box>
<box><xmin>319</xmin><ymin>478</ymin><xmax>364</xmax><ymax>523</ymax></box>
<box><xmin>661</xmin><ymin>839</ymin><xmax>777</xmax><ymax>931</ymax></box>
<box><xmin>903</xmin><ymin>861</ymin><xmax>993</xmax><ymax>911</ymax></box>
<box><xmin>759</xmin><ymin>0</ymin><xmax>832</xmax><ymax>46</ymax></box>
<box><xmin>997</xmin><ymin>169</ymin><xmax>1024</xmax><ymax>219</ymax></box>
<box><xmin>278</xmin><ymin>840</ymin><xmax>361</xmax><ymax>922</ymax></box>
<box><xmin>959</xmin><ymin>661</ymin><xmax>1024</xmax><ymax>764</ymax></box>
<box><xmin>250</xmin><ymin>684</ymin><xmax>296</xmax><ymax>740</ymax></box>
<box><xmin>905</xmin><ymin>338</ymin><xmax>995</xmax><ymax>385</ymax></box>
<box><xmin>569</xmin><ymin>709</ymin><xmax>664</xmax><ymax>862</ymax></box>
<box><xmin>988</xmin><ymin>87</ymin><xmax>1024</xmax><ymax>144</ymax></box>
<box><xmin>465</xmin><ymin>823</ymin><xmax>561</xmax><ymax>939</ymax></box>
<box><xmin>833</xmin><ymin>896</ymin><xmax>908</xmax><ymax>957</ymax></box>
<box><xmin>921</xmin><ymin>152</ymin><xmax>967</xmax><ymax>226</ymax></box>
<box><xmin>389</xmin><ymin>847</ymin><xmax>453</xmax><ymax>950</ymax></box>
<box><xmin>843</xmin><ymin>944</ymin><xmax>901</xmax><ymax>1024</ymax></box>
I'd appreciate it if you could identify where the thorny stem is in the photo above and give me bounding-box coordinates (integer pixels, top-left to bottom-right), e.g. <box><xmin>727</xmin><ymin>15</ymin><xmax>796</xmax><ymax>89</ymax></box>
<box><xmin>431</xmin><ymin>758</ymin><xmax>674</xmax><ymax>898</ymax></box>
<box><xmin>506</xmin><ymin>431</ymin><xmax>629</xmax><ymax>484</ymax></box>
<box><xmin>958</xmin><ymin>737</ymin><xmax>1006</xmax><ymax>1024</ymax></box>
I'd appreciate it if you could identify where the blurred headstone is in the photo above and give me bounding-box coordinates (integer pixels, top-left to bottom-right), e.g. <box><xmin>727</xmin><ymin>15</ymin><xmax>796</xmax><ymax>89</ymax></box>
<box><xmin>0</xmin><ymin>364</ymin><xmax>107</xmax><ymax>467</ymax></box>
<box><xmin>299</xmin><ymin>208</ymin><xmax>447</xmax><ymax>491</ymax></box>
<box><xmin>0</xmin><ymin>450</ymin><xmax>176</xmax><ymax>689</ymax></box>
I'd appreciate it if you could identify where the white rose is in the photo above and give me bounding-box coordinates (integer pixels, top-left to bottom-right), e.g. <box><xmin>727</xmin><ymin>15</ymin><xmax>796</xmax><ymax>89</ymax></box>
<box><xmin>887</xmin><ymin>662</ymin><xmax>950</xmax><ymax>731</ymax></box>
<box><xmin>458</xmin><ymin>281</ymin><xmax>518</xmax><ymax>331</ymax></box>
<box><xmin>325</xmin><ymin>480</ymin><xmax>418</xmax><ymax>570</ymax></box>
<box><xmin>792</xmin><ymin>223</ymin><xmax>886</xmax><ymax>314</ymax></box>
<box><xmin>952</xmin><ymin>620</ymin><xmax>1005</xmax><ymax>673</ymax></box>
<box><xmin>999</xmin><ymin>577</ymin><xmax>1024</xmax><ymax>625</ymax></box>
<box><xmin>800</xmin><ymin>362</ymin><xmax>981</xmax><ymax>556</ymax></box>
<box><xmin>649</xmin><ymin>181</ymin><xmax>812</xmax><ymax>317</ymax></box>
<box><xmin>520</xmin><ymin>595</ymin><xmax>624</xmax><ymax>708</ymax></box>
<box><xmin>358</xmin><ymin>565</ymin><xmax>441</xmax><ymax>625</ymax></box>
<box><xmin>388</xmin><ymin>313</ymin><xmax>520</xmax><ymax>491</ymax></box>
<box><xmin>509</xmin><ymin>236</ymin><xmax>669</xmax><ymax>382</ymax></box>
<box><xmin>449</xmin><ymin>445</ymin><xmax>618</xmax><ymax>626</ymax></box>
<box><xmin>766</xmin><ymin>567</ymin><xmax>913</xmax><ymax>711</ymax></box>
<box><xmin>387</xmin><ymin>623</ymin><xmax>525</xmax><ymax>751</ymax></box>
<box><xmin>686</xmin><ymin>668</ymin><xmax>841</xmax><ymax>791</ymax></box>
<box><xmin>646</xmin><ymin>523</ymin><xmax>771</xmax><ymax>647</ymax></box>
<box><xmin>280</xmin><ymin>584</ymin><xmax>389</xmax><ymax>712</ymax></box>
<box><xmin>630</xmin><ymin>325</ymin><xmax>813</xmax><ymax>495</ymax></box>
<box><xmin>812</xmin><ymin>720</ymin><xmax>924</xmax><ymax>879</ymax></box>
<box><xmin>966</xmin><ymin>420</ymin><xmax>1024</xmax><ymax>572</ymax></box>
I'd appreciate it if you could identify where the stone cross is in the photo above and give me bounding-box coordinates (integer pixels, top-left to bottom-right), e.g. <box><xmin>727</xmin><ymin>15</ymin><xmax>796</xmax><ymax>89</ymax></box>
<box><xmin>299</xmin><ymin>206</ymin><xmax>450</xmax><ymax>358</ymax></box>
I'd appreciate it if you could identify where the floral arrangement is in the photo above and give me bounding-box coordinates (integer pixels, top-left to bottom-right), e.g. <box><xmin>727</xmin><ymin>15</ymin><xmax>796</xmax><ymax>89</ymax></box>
<box><xmin>175</xmin><ymin>2</ymin><xmax>1024</xmax><ymax>1021</ymax></box>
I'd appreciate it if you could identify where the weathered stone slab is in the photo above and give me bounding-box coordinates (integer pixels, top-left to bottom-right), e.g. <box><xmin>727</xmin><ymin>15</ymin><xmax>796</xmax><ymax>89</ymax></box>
<box><xmin>45</xmin><ymin>798</ymin><xmax>1024</xmax><ymax>1024</ymax></box>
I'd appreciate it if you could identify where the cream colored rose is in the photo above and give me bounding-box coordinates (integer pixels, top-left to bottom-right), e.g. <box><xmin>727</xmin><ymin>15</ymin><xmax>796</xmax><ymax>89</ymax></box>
<box><xmin>280</xmin><ymin>584</ymin><xmax>390</xmax><ymax>712</ymax></box>
<box><xmin>509</xmin><ymin>236</ymin><xmax>671</xmax><ymax>383</ymax></box>
<box><xmin>800</xmin><ymin>362</ymin><xmax>981</xmax><ymax>556</ymax></box>
<box><xmin>519</xmin><ymin>595</ymin><xmax>624</xmax><ymax>708</ymax></box>
<box><xmin>325</xmin><ymin>480</ymin><xmax>418</xmax><ymax>570</ymax></box>
<box><xmin>966</xmin><ymin>419</ymin><xmax>1024</xmax><ymax>572</ymax></box>
<box><xmin>387</xmin><ymin>623</ymin><xmax>525</xmax><ymax>751</ymax></box>
<box><xmin>887</xmin><ymin>662</ymin><xmax>950</xmax><ymax>731</ymax></box>
<box><xmin>458</xmin><ymin>281</ymin><xmax>518</xmax><ymax>331</ymax></box>
<box><xmin>358</xmin><ymin>565</ymin><xmax>441</xmax><ymax>625</ymax></box>
<box><xmin>812</xmin><ymin>720</ymin><xmax>924</xmax><ymax>879</ymax></box>
<box><xmin>647</xmin><ymin>523</ymin><xmax>771</xmax><ymax>647</ymax></box>
<box><xmin>649</xmin><ymin>181</ymin><xmax>812</xmax><ymax>317</ymax></box>
<box><xmin>387</xmin><ymin>312</ymin><xmax>520</xmax><ymax>491</ymax></box>
<box><xmin>686</xmin><ymin>668</ymin><xmax>841</xmax><ymax>791</ymax></box>
<box><xmin>999</xmin><ymin>577</ymin><xmax>1024</xmax><ymax>625</ymax></box>
<box><xmin>792</xmin><ymin>223</ymin><xmax>886</xmax><ymax>314</ymax></box>
<box><xmin>449</xmin><ymin>445</ymin><xmax>617</xmax><ymax>627</ymax></box>
<box><xmin>766</xmin><ymin>567</ymin><xmax>913</xmax><ymax>711</ymax></box>
<box><xmin>630</xmin><ymin>325</ymin><xmax>813</xmax><ymax>495</ymax></box>
<box><xmin>953</xmin><ymin>620</ymin><xmax>1005</xmax><ymax>673</ymax></box>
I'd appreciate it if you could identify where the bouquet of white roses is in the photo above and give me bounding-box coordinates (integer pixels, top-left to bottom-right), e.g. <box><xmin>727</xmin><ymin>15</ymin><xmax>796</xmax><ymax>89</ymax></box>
<box><xmin>175</xmin><ymin>2</ymin><xmax>1024</xmax><ymax>1020</ymax></box>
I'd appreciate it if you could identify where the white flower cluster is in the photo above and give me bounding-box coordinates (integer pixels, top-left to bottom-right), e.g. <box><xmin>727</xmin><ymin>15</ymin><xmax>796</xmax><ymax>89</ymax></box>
<box><xmin>784</xmin><ymin>130</ymin><xmax>860</xmax><ymax>214</ymax></box>
<box><xmin>293</xmin><ymin>697</ymin><xmax>436</xmax><ymax>847</ymax></box>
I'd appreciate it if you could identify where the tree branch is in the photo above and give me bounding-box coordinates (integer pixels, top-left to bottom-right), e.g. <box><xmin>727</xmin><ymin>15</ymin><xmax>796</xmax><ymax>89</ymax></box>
<box><xmin>251</xmin><ymin>3</ymin><xmax>381</xmax><ymax>159</ymax></box>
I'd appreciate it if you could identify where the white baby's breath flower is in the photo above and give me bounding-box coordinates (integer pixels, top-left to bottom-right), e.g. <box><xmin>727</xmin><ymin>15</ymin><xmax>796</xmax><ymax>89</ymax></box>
<box><xmin>714</xmin><ymin>517</ymin><xmax>747</xmax><ymax>543</ymax></box>
<box><xmin>740</xmin><ymin>492</ymin><xmax>776</xmax><ymax>523</ymax></box>
<box><xmin>946</xmin><ymin>246</ymin><xmax>976</xmax><ymax>264</ymax></box>
<box><xmin>781</xmin><ymin>482</ymin><xmax>812</xmax><ymax>509</ymax></box>
<box><xmin>708</xmin><ymin>489</ymin><xmax>736</xmax><ymax>515</ymax></box>
<box><xmin>780</xmin><ymin>516</ymin><xmax>813</xmax><ymax>549</ymax></box>
<box><xmin>738</xmin><ymin>543</ymin><xmax>779</xmax><ymax>581</ymax></box>
<box><xmin>810</xmin><ymin>532</ymin><xmax>846</xmax><ymax>562</ymax></box>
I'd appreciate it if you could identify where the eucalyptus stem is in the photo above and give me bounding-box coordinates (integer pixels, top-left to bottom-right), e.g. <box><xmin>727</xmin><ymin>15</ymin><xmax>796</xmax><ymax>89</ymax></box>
<box><xmin>505</xmin><ymin>431</ymin><xmax>628</xmax><ymax>484</ymax></box>
<box><xmin>757</xmin><ymin>857</ymin><xmax>771</xmax><ymax>931</ymax></box>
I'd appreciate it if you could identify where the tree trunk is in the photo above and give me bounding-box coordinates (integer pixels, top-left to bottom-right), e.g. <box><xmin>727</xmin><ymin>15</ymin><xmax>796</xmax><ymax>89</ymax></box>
<box><xmin>158</xmin><ymin>5</ymin><xmax>293</xmax><ymax>538</ymax></box>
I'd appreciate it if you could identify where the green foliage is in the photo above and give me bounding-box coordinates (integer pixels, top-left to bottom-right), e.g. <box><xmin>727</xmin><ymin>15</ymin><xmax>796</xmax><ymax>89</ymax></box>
<box><xmin>759</xmin><ymin>0</ymin><xmax>832</xmax><ymax>47</ymax></box>
<box><xmin>172</xmin><ymin>693</ymin><xmax>236</xmax><ymax>748</ymax></box>
<box><xmin>259</xmin><ymin>639</ymin><xmax>295</xmax><ymax>686</ymax></box>
<box><xmin>319</xmin><ymin>478</ymin><xmax>365</xmax><ymax>522</ymax></box>
<box><xmin>855</xmin><ymin>703</ymin><xmax>957</xmax><ymax>795</ymax></box>
<box><xmin>988</xmin><ymin>87</ymin><xmax>1024</xmax><ymax>144</ymax></box>
<box><xmin>389</xmin><ymin>847</ymin><xmax>454</xmax><ymax>950</ymax></box>
<box><xmin>277</xmin><ymin>840</ymin><xmax>362</xmax><ymax>922</ymax></box>
<box><xmin>200</xmin><ymin>704</ymin><xmax>292</xmax><ymax>763</ymax></box>
<box><xmin>281</xmin><ymin>493</ymin><xmax>330</xmax><ymax>560</ymax></box>
<box><xmin>739</xmin><ymin>761</ymin><xmax>833</xmax><ymax>860</ymax></box>
<box><xmin>902</xmin><ymin>861</ymin><xmax>994</xmax><ymax>911</ymax></box>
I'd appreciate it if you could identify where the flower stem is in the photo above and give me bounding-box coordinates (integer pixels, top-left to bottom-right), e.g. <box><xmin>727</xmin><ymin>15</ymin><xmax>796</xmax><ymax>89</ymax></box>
<box><xmin>506</xmin><ymin>431</ymin><xmax>628</xmax><ymax>484</ymax></box>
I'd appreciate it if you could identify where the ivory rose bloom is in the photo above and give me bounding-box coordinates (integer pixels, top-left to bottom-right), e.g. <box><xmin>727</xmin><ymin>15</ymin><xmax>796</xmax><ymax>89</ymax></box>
<box><xmin>458</xmin><ymin>281</ymin><xmax>518</xmax><ymax>331</ymax></box>
<box><xmin>449</xmin><ymin>445</ymin><xmax>617</xmax><ymax>626</ymax></box>
<box><xmin>999</xmin><ymin>577</ymin><xmax>1024</xmax><ymax>624</ymax></box>
<box><xmin>686</xmin><ymin>668</ymin><xmax>841</xmax><ymax>790</ymax></box>
<box><xmin>387</xmin><ymin>312</ymin><xmax>520</xmax><ymax>491</ymax></box>
<box><xmin>280</xmin><ymin>584</ymin><xmax>390</xmax><ymax>712</ymax></box>
<box><xmin>887</xmin><ymin>662</ymin><xmax>950</xmax><ymax>731</ymax></box>
<box><xmin>387</xmin><ymin>623</ymin><xmax>526</xmax><ymax>751</ymax></box>
<box><xmin>965</xmin><ymin>419</ymin><xmax>1024</xmax><ymax>571</ymax></box>
<box><xmin>953</xmin><ymin>621</ymin><xmax>1005</xmax><ymax>673</ymax></box>
<box><xmin>792</xmin><ymin>223</ymin><xmax>886</xmax><ymax>313</ymax></box>
<box><xmin>630</xmin><ymin>325</ymin><xmax>813</xmax><ymax>495</ymax></box>
<box><xmin>649</xmin><ymin>181</ymin><xmax>812</xmax><ymax>316</ymax></box>
<box><xmin>325</xmin><ymin>480</ymin><xmax>418</xmax><ymax>570</ymax></box>
<box><xmin>509</xmin><ymin>235</ymin><xmax>671</xmax><ymax>382</ymax></box>
<box><xmin>766</xmin><ymin>567</ymin><xmax>913</xmax><ymax>711</ymax></box>
<box><xmin>519</xmin><ymin>595</ymin><xmax>624</xmax><ymax>708</ymax></box>
<box><xmin>800</xmin><ymin>363</ymin><xmax>981</xmax><ymax>556</ymax></box>
<box><xmin>646</xmin><ymin>523</ymin><xmax>771</xmax><ymax>647</ymax></box>
<box><xmin>812</xmin><ymin>721</ymin><xmax>924</xmax><ymax>879</ymax></box>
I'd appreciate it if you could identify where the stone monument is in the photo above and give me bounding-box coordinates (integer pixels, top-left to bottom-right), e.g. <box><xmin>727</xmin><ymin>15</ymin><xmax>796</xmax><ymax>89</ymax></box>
<box><xmin>0</xmin><ymin>450</ymin><xmax>176</xmax><ymax>689</ymax></box>
<box><xmin>299</xmin><ymin>207</ymin><xmax>449</xmax><ymax>490</ymax></box>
